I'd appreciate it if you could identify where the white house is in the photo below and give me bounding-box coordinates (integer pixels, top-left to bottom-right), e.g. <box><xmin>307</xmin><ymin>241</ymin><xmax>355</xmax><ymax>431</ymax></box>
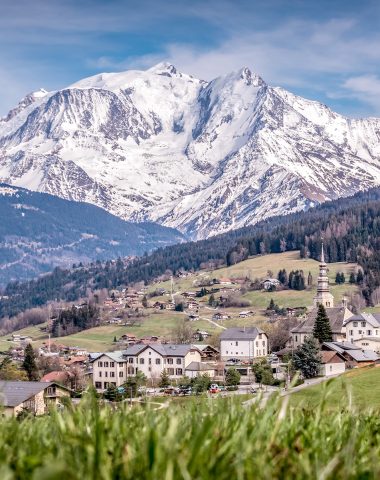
<box><xmin>344</xmin><ymin>313</ymin><xmax>380</xmax><ymax>343</ymax></box>
<box><xmin>262</xmin><ymin>278</ymin><xmax>281</xmax><ymax>290</ymax></box>
<box><xmin>319</xmin><ymin>351</ymin><xmax>346</xmax><ymax>377</ymax></box>
<box><xmin>92</xmin><ymin>352</ymin><xmax>127</xmax><ymax>392</ymax></box>
<box><xmin>185</xmin><ymin>362</ymin><xmax>216</xmax><ymax>378</ymax></box>
<box><xmin>220</xmin><ymin>327</ymin><xmax>268</xmax><ymax>361</ymax></box>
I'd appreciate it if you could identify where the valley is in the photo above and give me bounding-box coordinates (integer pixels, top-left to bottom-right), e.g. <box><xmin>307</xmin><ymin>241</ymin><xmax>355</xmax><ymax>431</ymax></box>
<box><xmin>0</xmin><ymin>251</ymin><xmax>362</xmax><ymax>352</ymax></box>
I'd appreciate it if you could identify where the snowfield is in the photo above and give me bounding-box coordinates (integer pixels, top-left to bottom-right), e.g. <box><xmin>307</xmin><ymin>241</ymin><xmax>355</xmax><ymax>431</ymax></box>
<box><xmin>1</xmin><ymin>62</ymin><xmax>380</xmax><ymax>239</ymax></box>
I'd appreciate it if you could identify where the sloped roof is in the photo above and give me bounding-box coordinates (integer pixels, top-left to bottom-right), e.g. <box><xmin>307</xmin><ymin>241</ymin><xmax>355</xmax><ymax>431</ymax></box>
<box><xmin>0</xmin><ymin>381</ymin><xmax>55</xmax><ymax>407</ymax></box>
<box><xmin>90</xmin><ymin>351</ymin><xmax>126</xmax><ymax>363</ymax></box>
<box><xmin>344</xmin><ymin>312</ymin><xmax>380</xmax><ymax>328</ymax></box>
<box><xmin>193</xmin><ymin>344</ymin><xmax>219</xmax><ymax>352</ymax></box>
<box><xmin>40</xmin><ymin>371</ymin><xmax>70</xmax><ymax>383</ymax></box>
<box><xmin>220</xmin><ymin>327</ymin><xmax>265</xmax><ymax>341</ymax></box>
<box><xmin>124</xmin><ymin>344</ymin><xmax>198</xmax><ymax>357</ymax></box>
<box><xmin>291</xmin><ymin>307</ymin><xmax>352</xmax><ymax>334</ymax></box>
<box><xmin>320</xmin><ymin>351</ymin><xmax>344</xmax><ymax>364</ymax></box>
<box><xmin>322</xmin><ymin>342</ymin><xmax>379</xmax><ymax>362</ymax></box>
<box><xmin>185</xmin><ymin>362</ymin><xmax>215</xmax><ymax>372</ymax></box>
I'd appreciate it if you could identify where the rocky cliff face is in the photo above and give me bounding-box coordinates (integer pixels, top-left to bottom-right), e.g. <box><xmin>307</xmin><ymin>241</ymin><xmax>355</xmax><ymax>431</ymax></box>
<box><xmin>1</xmin><ymin>62</ymin><xmax>380</xmax><ymax>239</ymax></box>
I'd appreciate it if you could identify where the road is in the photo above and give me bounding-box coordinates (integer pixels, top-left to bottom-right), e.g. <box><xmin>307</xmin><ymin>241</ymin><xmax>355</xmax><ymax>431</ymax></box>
<box><xmin>242</xmin><ymin>373</ymin><xmax>342</xmax><ymax>408</ymax></box>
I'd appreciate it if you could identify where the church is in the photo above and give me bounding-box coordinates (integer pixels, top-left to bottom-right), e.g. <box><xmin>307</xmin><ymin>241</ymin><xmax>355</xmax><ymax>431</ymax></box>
<box><xmin>290</xmin><ymin>244</ymin><xmax>353</xmax><ymax>349</ymax></box>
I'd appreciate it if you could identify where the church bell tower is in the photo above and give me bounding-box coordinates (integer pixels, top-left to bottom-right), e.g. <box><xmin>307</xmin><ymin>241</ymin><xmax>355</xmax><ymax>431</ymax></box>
<box><xmin>313</xmin><ymin>242</ymin><xmax>334</xmax><ymax>309</ymax></box>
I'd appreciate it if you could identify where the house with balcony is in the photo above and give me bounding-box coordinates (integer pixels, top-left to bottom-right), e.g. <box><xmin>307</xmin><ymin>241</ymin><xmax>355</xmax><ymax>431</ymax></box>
<box><xmin>0</xmin><ymin>381</ymin><xmax>71</xmax><ymax>417</ymax></box>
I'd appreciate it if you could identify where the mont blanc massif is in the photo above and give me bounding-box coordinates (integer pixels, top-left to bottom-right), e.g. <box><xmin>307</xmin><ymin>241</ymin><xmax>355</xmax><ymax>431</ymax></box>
<box><xmin>1</xmin><ymin>62</ymin><xmax>380</xmax><ymax>241</ymax></box>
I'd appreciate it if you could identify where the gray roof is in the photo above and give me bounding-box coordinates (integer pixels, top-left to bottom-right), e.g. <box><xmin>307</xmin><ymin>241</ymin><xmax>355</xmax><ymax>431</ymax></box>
<box><xmin>291</xmin><ymin>307</ymin><xmax>351</xmax><ymax>334</ymax></box>
<box><xmin>185</xmin><ymin>362</ymin><xmax>215</xmax><ymax>372</ymax></box>
<box><xmin>124</xmin><ymin>344</ymin><xmax>198</xmax><ymax>357</ymax></box>
<box><xmin>220</xmin><ymin>327</ymin><xmax>265</xmax><ymax>341</ymax></box>
<box><xmin>344</xmin><ymin>312</ymin><xmax>380</xmax><ymax>328</ymax></box>
<box><xmin>0</xmin><ymin>381</ymin><xmax>55</xmax><ymax>407</ymax></box>
<box><xmin>322</xmin><ymin>342</ymin><xmax>379</xmax><ymax>362</ymax></box>
<box><xmin>89</xmin><ymin>351</ymin><xmax>126</xmax><ymax>363</ymax></box>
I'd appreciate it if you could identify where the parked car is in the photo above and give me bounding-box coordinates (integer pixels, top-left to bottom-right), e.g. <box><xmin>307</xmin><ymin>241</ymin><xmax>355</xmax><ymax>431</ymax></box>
<box><xmin>179</xmin><ymin>386</ymin><xmax>192</xmax><ymax>396</ymax></box>
<box><xmin>209</xmin><ymin>384</ymin><xmax>220</xmax><ymax>394</ymax></box>
<box><xmin>226</xmin><ymin>358</ymin><xmax>240</xmax><ymax>364</ymax></box>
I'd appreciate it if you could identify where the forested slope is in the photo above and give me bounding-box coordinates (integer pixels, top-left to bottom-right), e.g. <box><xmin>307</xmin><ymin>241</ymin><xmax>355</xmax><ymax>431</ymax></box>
<box><xmin>2</xmin><ymin>187</ymin><xmax>380</xmax><ymax>320</ymax></box>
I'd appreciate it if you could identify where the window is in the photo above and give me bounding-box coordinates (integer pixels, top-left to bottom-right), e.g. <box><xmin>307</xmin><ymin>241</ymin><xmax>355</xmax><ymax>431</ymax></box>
<box><xmin>103</xmin><ymin>382</ymin><xmax>109</xmax><ymax>389</ymax></box>
<box><xmin>359</xmin><ymin>330</ymin><xmax>362</xmax><ymax>335</ymax></box>
<box><xmin>167</xmin><ymin>358</ymin><xmax>174</xmax><ymax>364</ymax></box>
<box><xmin>167</xmin><ymin>368</ymin><xmax>175</xmax><ymax>375</ymax></box>
<box><xmin>23</xmin><ymin>399</ymin><xmax>35</xmax><ymax>411</ymax></box>
<box><xmin>149</xmin><ymin>358</ymin><xmax>152</xmax><ymax>365</ymax></box>
<box><xmin>104</xmin><ymin>362</ymin><xmax>109</xmax><ymax>368</ymax></box>
<box><xmin>149</xmin><ymin>351</ymin><xmax>152</xmax><ymax>355</ymax></box>
<box><xmin>235</xmin><ymin>341</ymin><xmax>238</xmax><ymax>346</ymax></box>
<box><xmin>119</xmin><ymin>371</ymin><xmax>124</xmax><ymax>377</ymax></box>
<box><xmin>127</xmin><ymin>366</ymin><xmax>134</xmax><ymax>375</ymax></box>
<box><xmin>176</xmin><ymin>358</ymin><xmax>182</xmax><ymax>365</ymax></box>
<box><xmin>110</xmin><ymin>362</ymin><xmax>115</xmax><ymax>367</ymax></box>
<box><xmin>353</xmin><ymin>322</ymin><xmax>358</xmax><ymax>327</ymax></box>
<box><xmin>110</xmin><ymin>372</ymin><xmax>115</xmax><ymax>378</ymax></box>
<box><xmin>349</xmin><ymin>330</ymin><xmax>353</xmax><ymax>336</ymax></box>
<box><xmin>295</xmin><ymin>335</ymin><xmax>298</xmax><ymax>342</ymax></box>
<box><xmin>256</xmin><ymin>341</ymin><xmax>258</xmax><ymax>347</ymax></box>
<box><xmin>98</xmin><ymin>361</ymin><xmax>103</xmax><ymax>367</ymax></box>
<box><xmin>155</xmin><ymin>358</ymin><xmax>161</xmax><ymax>364</ymax></box>
<box><xmin>46</xmin><ymin>386</ymin><xmax>56</xmax><ymax>396</ymax></box>
<box><xmin>105</xmin><ymin>371</ymin><xmax>108</xmax><ymax>377</ymax></box>
<box><xmin>99</xmin><ymin>371</ymin><xmax>102</xmax><ymax>377</ymax></box>
<box><xmin>176</xmin><ymin>368</ymin><xmax>183</xmax><ymax>375</ymax></box>
<box><xmin>111</xmin><ymin>382</ymin><xmax>116</xmax><ymax>386</ymax></box>
<box><xmin>139</xmin><ymin>358</ymin><xmax>144</xmax><ymax>364</ymax></box>
<box><xmin>128</xmin><ymin>358</ymin><xmax>134</xmax><ymax>364</ymax></box>
<box><xmin>148</xmin><ymin>367</ymin><xmax>152</xmax><ymax>372</ymax></box>
<box><xmin>367</xmin><ymin>330</ymin><xmax>372</xmax><ymax>336</ymax></box>
<box><xmin>95</xmin><ymin>382</ymin><xmax>102</xmax><ymax>389</ymax></box>
<box><xmin>361</xmin><ymin>322</ymin><xmax>366</xmax><ymax>327</ymax></box>
<box><xmin>262</xmin><ymin>341</ymin><xmax>265</xmax><ymax>347</ymax></box>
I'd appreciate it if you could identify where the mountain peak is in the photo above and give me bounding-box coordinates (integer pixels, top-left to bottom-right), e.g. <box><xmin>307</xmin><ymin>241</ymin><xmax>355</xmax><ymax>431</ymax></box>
<box><xmin>148</xmin><ymin>62</ymin><xmax>178</xmax><ymax>76</ymax></box>
<box><xmin>238</xmin><ymin>67</ymin><xmax>265</xmax><ymax>87</ymax></box>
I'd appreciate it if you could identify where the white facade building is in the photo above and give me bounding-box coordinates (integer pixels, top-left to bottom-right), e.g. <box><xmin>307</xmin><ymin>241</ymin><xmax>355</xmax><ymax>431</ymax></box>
<box><xmin>92</xmin><ymin>352</ymin><xmax>127</xmax><ymax>392</ymax></box>
<box><xmin>344</xmin><ymin>313</ymin><xmax>380</xmax><ymax>343</ymax></box>
<box><xmin>91</xmin><ymin>345</ymin><xmax>202</xmax><ymax>391</ymax></box>
<box><xmin>220</xmin><ymin>327</ymin><xmax>268</xmax><ymax>361</ymax></box>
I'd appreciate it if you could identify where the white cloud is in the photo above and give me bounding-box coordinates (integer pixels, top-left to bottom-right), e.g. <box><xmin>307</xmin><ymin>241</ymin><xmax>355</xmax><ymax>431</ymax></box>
<box><xmin>341</xmin><ymin>75</ymin><xmax>380</xmax><ymax>112</ymax></box>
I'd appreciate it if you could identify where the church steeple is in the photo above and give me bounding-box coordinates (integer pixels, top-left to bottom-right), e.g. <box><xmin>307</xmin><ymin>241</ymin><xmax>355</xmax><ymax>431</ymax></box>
<box><xmin>313</xmin><ymin>242</ymin><xmax>334</xmax><ymax>309</ymax></box>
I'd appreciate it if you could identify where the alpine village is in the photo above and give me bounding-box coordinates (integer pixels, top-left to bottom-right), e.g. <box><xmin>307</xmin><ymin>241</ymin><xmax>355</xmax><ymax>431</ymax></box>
<box><xmin>3</xmin><ymin>1</ymin><xmax>380</xmax><ymax>478</ymax></box>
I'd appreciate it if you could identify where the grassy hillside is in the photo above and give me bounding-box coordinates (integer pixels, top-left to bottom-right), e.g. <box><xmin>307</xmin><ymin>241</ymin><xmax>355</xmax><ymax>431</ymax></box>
<box><xmin>1</xmin><ymin>392</ymin><xmax>380</xmax><ymax>478</ymax></box>
<box><xmin>290</xmin><ymin>367</ymin><xmax>380</xmax><ymax>410</ymax></box>
<box><xmin>0</xmin><ymin>251</ymin><xmax>364</xmax><ymax>352</ymax></box>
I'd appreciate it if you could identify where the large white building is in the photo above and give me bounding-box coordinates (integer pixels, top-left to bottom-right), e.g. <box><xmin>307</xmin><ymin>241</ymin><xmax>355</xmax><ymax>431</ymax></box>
<box><xmin>91</xmin><ymin>344</ymin><xmax>202</xmax><ymax>392</ymax></box>
<box><xmin>220</xmin><ymin>327</ymin><xmax>268</xmax><ymax>361</ymax></box>
<box><xmin>344</xmin><ymin>313</ymin><xmax>380</xmax><ymax>344</ymax></box>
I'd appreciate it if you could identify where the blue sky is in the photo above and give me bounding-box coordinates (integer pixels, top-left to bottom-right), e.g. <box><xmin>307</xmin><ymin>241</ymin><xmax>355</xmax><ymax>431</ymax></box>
<box><xmin>1</xmin><ymin>0</ymin><xmax>380</xmax><ymax>117</ymax></box>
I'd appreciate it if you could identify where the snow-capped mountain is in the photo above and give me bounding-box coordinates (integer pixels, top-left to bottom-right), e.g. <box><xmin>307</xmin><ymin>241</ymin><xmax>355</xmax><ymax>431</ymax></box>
<box><xmin>1</xmin><ymin>62</ymin><xmax>380</xmax><ymax>239</ymax></box>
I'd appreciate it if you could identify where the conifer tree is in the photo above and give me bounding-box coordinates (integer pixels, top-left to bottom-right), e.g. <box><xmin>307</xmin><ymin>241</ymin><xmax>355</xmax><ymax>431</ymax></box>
<box><xmin>307</xmin><ymin>271</ymin><xmax>313</xmax><ymax>287</ymax></box>
<box><xmin>349</xmin><ymin>272</ymin><xmax>356</xmax><ymax>284</ymax></box>
<box><xmin>313</xmin><ymin>304</ymin><xmax>333</xmax><ymax>343</ymax></box>
<box><xmin>293</xmin><ymin>336</ymin><xmax>321</xmax><ymax>378</ymax></box>
<box><xmin>22</xmin><ymin>343</ymin><xmax>39</xmax><ymax>381</ymax></box>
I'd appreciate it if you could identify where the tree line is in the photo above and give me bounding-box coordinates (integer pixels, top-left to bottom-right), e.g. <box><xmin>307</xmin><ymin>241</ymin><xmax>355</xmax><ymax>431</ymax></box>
<box><xmin>2</xmin><ymin>187</ymin><xmax>380</xmax><ymax>322</ymax></box>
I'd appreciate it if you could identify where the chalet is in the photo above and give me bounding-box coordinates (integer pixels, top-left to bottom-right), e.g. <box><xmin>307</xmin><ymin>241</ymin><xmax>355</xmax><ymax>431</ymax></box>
<box><xmin>262</xmin><ymin>278</ymin><xmax>281</xmax><ymax>290</ymax></box>
<box><xmin>192</xmin><ymin>344</ymin><xmax>219</xmax><ymax>361</ymax></box>
<box><xmin>186</xmin><ymin>301</ymin><xmax>199</xmax><ymax>310</ymax></box>
<box><xmin>212</xmin><ymin>312</ymin><xmax>224</xmax><ymax>321</ymax></box>
<box><xmin>220</xmin><ymin>327</ymin><xmax>268</xmax><ymax>361</ymax></box>
<box><xmin>322</xmin><ymin>342</ymin><xmax>380</xmax><ymax>368</ymax></box>
<box><xmin>0</xmin><ymin>381</ymin><xmax>71</xmax><ymax>417</ymax></box>
<box><xmin>193</xmin><ymin>329</ymin><xmax>211</xmax><ymax>341</ymax></box>
<box><xmin>319</xmin><ymin>351</ymin><xmax>346</xmax><ymax>377</ymax></box>
<box><xmin>182</xmin><ymin>291</ymin><xmax>197</xmax><ymax>298</ymax></box>
<box><xmin>166</xmin><ymin>302</ymin><xmax>176</xmax><ymax>310</ymax></box>
<box><xmin>188</xmin><ymin>313</ymin><xmax>200</xmax><ymax>321</ymax></box>
<box><xmin>239</xmin><ymin>311</ymin><xmax>253</xmax><ymax>318</ymax></box>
